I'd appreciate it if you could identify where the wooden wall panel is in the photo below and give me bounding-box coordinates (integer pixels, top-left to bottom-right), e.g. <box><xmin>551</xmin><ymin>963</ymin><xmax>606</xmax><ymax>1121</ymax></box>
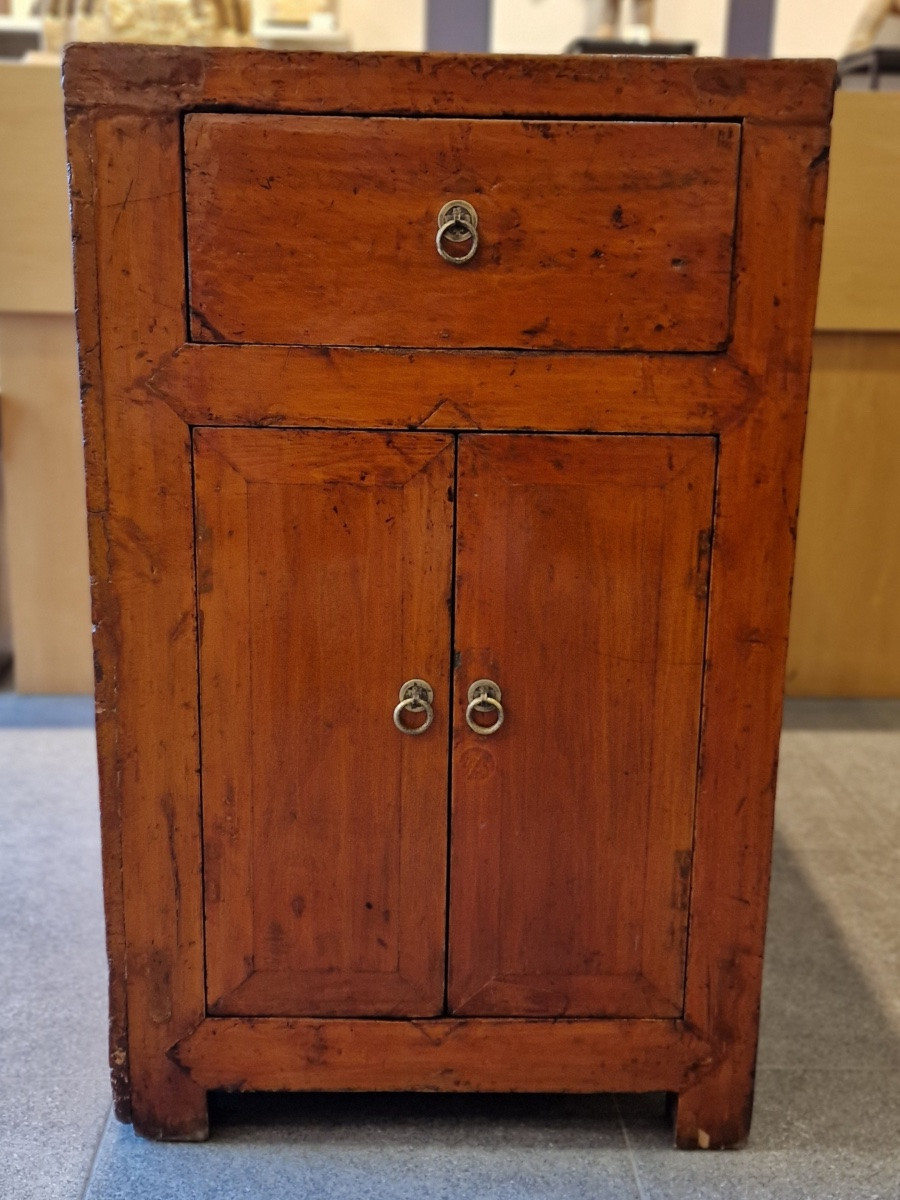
<box><xmin>816</xmin><ymin>93</ymin><xmax>900</xmax><ymax>332</ymax></box>
<box><xmin>0</xmin><ymin>314</ymin><xmax>92</xmax><ymax>693</ymax></box>
<box><xmin>787</xmin><ymin>332</ymin><xmax>900</xmax><ymax>696</ymax></box>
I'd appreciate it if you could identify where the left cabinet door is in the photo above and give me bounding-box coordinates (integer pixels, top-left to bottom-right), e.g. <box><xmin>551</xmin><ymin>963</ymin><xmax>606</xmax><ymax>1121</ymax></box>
<box><xmin>193</xmin><ymin>429</ymin><xmax>455</xmax><ymax>1017</ymax></box>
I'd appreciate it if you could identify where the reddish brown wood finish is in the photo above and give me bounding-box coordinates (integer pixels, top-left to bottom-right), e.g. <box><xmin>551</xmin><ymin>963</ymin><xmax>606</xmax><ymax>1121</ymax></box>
<box><xmin>67</xmin><ymin>107</ymin><xmax>209</xmax><ymax>1140</ymax></box>
<box><xmin>63</xmin><ymin>43</ymin><xmax>834</xmax><ymax>124</ymax></box>
<box><xmin>64</xmin><ymin>45</ymin><xmax>833</xmax><ymax>1149</ymax></box>
<box><xmin>194</xmin><ymin>429</ymin><xmax>453</xmax><ymax>1017</ymax></box>
<box><xmin>674</xmin><ymin>117</ymin><xmax>832</xmax><ymax>1150</ymax></box>
<box><xmin>185</xmin><ymin>115</ymin><xmax>739</xmax><ymax>352</ymax></box>
<box><xmin>449</xmin><ymin>435</ymin><xmax>715</xmax><ymax>1018</ymax></box>
<box><xmin>65</xmin><ymin>111</ymin><xmax>132</xmax><ymax>1122</ymax></box>
<box><xmin>150</xmin><ymin>344</ymin><xmax>755</xmax><ymax>433</ymax></box>
<box><xmin>173</xmin><ymin>1018</ymin><xmax>711</xmax><ymax>1093</ymax></box>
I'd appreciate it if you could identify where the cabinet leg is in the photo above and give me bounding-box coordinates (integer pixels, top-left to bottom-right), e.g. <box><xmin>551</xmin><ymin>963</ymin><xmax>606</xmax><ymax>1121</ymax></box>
<box><xmin>129</xmin><ymin>1064</ymin><xmax>209</xmax><ymax>1142</ymax></box>
<box><xmin>673</xmin><ymin>1065</ymin><xmax>755</xmax><ymax>1150</ymax></box>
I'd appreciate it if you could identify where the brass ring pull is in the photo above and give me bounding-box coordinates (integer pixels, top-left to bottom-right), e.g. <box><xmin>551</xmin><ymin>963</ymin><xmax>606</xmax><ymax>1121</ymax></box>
<box><xmin>436</xmin><ymin>200</ymin><xmax>479</xmax><ymax>265</ymax></box>
<box><xmin>393</xmin><ymin>679</ymin><xmax>435</xmax><ymax>735</ymax></box>
<box><xmin>465</xmin><ymin>679</ymin><xmax>504</xmax><ymax>736</ymax></box>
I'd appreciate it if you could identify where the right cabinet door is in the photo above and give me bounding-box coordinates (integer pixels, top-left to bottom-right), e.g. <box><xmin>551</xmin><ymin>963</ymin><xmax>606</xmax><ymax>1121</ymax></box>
<box><xmin>449</xmin><ymin>434</ymin><xmax>716</xmax><ymax>1017</ymax></box>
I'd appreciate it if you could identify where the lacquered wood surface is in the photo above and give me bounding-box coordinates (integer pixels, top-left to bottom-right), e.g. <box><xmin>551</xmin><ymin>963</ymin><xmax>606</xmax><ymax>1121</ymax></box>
<box><xmin>71</xmin><ymin>109</ymin><xmax>209</xmax><ymax>1139</ymax></box>
<box><xmin>173</xmin><ymin>1017</ymin><xmax>710</xmax><ymax>1094</ymax></box>
<box><xmin>151</xmin><ymin>344</ymin><xmax>753</xmax><ymax>434</ymax></box>
<box><xmin>675</xmin><ymin>118</ymin><xmax>831</xmax><ymax>1149</ymax></box>
<box><xmin>63</xmin><ymin>43</ymin><xmax>835</xmax><ymax>125</ymax></box>
<box><xmin>64</xmin><ymin>46</ymin><xmax>834</xmax><ymax>1148</ymax></box>
<box><xmin>449</xmin><ymin>435</ymin><xmax>715</xmax><ymax>1017</ymax></box>
<box><xmin>185</xmin><ymin>115</ymin><xmax>739</xmax><ymax>352</ymax></box>
<box><xmin>195</xmin><ymin>429</ymin><xmax>453</xmax><ymax>1017</ymax></box>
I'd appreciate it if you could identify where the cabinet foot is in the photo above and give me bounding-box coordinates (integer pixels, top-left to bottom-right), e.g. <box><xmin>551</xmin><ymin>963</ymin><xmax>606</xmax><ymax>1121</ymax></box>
<box><xmin>130</xmin><ymin>1073</ymin><xmax>209</xmax><ymax>1142</ymax></box>
<box><xmin>673</xmin><ymin>1069</ymin><xmax>754</xmax><ymax>1150</ymax></box>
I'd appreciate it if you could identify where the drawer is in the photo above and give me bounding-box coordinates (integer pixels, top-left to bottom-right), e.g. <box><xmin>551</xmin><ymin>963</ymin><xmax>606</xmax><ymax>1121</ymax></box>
<box><xmin>184</xmin><ymin>115</ymin><xmax>740</xmax><ymax>351</ymax></box>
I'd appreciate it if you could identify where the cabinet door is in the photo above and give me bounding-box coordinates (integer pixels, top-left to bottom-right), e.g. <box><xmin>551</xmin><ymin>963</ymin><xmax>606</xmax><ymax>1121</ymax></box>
<box><xmin>449</xmin><ymin>434</ymin><xmax>715</xmax><ymax>1017</ymax></box>
<box><xmin>194</xmin><ymin>429</ymin><xmax>453</xmax><ymax>1017</ymax></box>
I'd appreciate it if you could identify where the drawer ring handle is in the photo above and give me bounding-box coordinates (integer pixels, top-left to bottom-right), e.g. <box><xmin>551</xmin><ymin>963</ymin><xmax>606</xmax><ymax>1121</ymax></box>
<box><xmin>393</xmin><ymin>678</ymin><xmax>435</xmax><ymax>735</ymax></box>
<box><xmin>465</xmin><ymin>679</ymin><xmax>504</xmax><ymax>736</ymax></box>
<box><xmin>436</xmin><ymin>200</ymin><xmax>479</xmax><ymax>265</ymax></box>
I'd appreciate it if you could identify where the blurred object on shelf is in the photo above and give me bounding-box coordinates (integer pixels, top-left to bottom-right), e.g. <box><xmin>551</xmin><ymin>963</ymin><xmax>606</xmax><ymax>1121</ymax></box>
<box><xmin>0</xmin><ymin>16</ymin><xmax>42</xmax><ymax>58</ymax></box>
<box><xmin>592</xmin><ymin>0</ymin><xmax>655</xmax><ymax>44</ymax></box>
<box><xmin>253</xmin><ymin>0</ymin><xmax>348</xmax><ymax>50</ymax></box>
<box><xmin>839</xmin><ymin>47</ymin><xmax>900</xmax><ymax>89</ymax></box>
<box><xmin>566</xmin><ymin>36</ymin><xmax>694</xmax><ymax>54</ymax></box>
<box><xmin>264</xmin><ymin>0</ymin><xmax>328</xmax><ymax>24</ymax></box>
<box><xmin>845</xmin><ymin>0</ymin><xmax>900</xmax><ymax>52</ymax></box>
<box><xmin>253</xmin><ymin>23</ymin><xmax>349</xmax><ymax>48</ymax></box>
<box><xmin>29</xmin><ymin>0</ymin><xmax>254</xmax><ymax>49</ymax></box>
<box><xmin>841</xmin><ymin>0</ymin><xmax>900</xmax><ymax>87</ymax></box>
<box><xmin>570</xmin><ymin>0</ymin><xmax>693</xmax><ymax>57</ymax></box>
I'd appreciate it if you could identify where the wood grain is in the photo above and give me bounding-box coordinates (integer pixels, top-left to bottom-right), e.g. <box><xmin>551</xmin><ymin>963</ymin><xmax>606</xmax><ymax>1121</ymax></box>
<box><xmin>786</xmin><ymin>332</ymin><xmax>900</xmax><ymax>696</ymax></box>
<box><xmin>185</xmin><ymin>115</ymin><xmax>739</xmax><ymax>352</ymax></box>
<box><xmin>449</xmin><ymin>435</ymin><xmax>715</xmax><ymax>1018</ymax></box>
<box><xmin>77</xmin><ymin>111</ymin><xmax>209</xmax><ymax>1140</ymax></box>
<box><xmin>152</xmin><ymin>344</ymin><xmax>754</xmax><ymax>434</ymax></box>
<box><xmin>816</xmin><ymin>92</ymin><xmax>900</xmax><ymax>332</ymax></box>
<box><xmin>173</xmin><ymin>1017</ymin><xmax>712</xmax><ymax>1094</ymax></box>
<box><xmin>64</xmin><ymin>108</ymin><xmax>131</xmax><ymax>1120</ymax></box>
<box><xmin>63</xmin><ymin>43</ymin><xmax>835</xmax><ymax>125</ymax></box>
<box><xmin>677</xmin><ymin>118</ymin><xmax>831</xmax><ymax>1149</ymax></box>
<box><xmin>195</xmin><ymin>429</ymin><xmax>454</xmax><ymax>1017</ymax></box>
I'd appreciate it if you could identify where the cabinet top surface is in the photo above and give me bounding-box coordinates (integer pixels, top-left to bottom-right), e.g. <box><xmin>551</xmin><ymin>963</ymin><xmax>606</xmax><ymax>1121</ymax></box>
<box><xmin>62</xmin><ymin>43</ymin><xmax>836</xmax><ymax>125</ymax></box>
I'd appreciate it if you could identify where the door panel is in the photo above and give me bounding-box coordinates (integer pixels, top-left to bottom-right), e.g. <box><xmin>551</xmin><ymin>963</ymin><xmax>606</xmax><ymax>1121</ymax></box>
<box><xmin>449</xmin><ymin>434</ymin><xmax>715</xmax><ymax>1017</ymax></box>
<box><xmin>194</xmin><ymin>429</ymin><xmax>454</xmax><ymax>1017</ymax></box>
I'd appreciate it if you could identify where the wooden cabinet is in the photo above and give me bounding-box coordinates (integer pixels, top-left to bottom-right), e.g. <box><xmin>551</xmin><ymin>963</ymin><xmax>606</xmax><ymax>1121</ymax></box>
<box><xmin>63</xmin><ymin>45</ymin><xmax>834</xmax><ymax>1149</ymax></box>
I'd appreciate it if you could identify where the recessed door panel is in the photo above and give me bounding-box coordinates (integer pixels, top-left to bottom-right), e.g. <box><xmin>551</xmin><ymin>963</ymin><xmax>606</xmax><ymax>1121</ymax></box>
<box><xmin>448</xmin><ymin>434</ymin><xmax>715</xmax><ymax>1017</ymax></box>
<box><xmin>194</xmin><ymin>429</ymin><xmax>454</xmax><ymax>1017</ymax></box>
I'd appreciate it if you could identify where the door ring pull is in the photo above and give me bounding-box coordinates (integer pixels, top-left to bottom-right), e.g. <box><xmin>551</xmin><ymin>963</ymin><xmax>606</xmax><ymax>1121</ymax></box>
<box><xmin>436</xmin><ymin>200</ymin><xmax>479</xmax><ymax>265</ymax></box>
<box><xmin>393</xmin><ymin>679</ymin><xmax>435</xmax><ymax>735</ymax></box>
<box><xmin>465</xmin><ymin>679</ymin><xmax>504</xmax><ymax>735</ymax></box>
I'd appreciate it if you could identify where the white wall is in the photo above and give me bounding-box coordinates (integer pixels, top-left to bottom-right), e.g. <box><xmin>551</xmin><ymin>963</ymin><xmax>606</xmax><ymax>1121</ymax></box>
<box><xmin>773</xmin><ymin>0</ymin><xmax>888</xmax><ymax>58</ymax></box>
<box><xmin>654</xmin><ymin>0</ymin><xmax>728</xmax><ymax>57</ymax></box>
<box><xmin>491</xmin><ymin>0</ymin><xmax>582</xmax><ymax>54</ymax></box>
<box><xmin>340</xmin><ymin>0</ymin><xmax>425</xmax><ymax>50</ymax></box>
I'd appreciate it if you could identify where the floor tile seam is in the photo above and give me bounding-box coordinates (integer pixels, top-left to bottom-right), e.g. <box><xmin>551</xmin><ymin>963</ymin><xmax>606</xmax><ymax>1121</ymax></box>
<box><xmin>755</xmin><ymin>1065</ymin><xmax>900</xmax><ymax>1074</ymax></box>
<box><xmin>78</xmin><ymin>1105</ymin><xmax>113</xmax><ymax>1200</ymax></box>
<box><xmin>614</xmin><ymin>1096</ymin><xmax>649</xmax><ymax>1200</ymax></box>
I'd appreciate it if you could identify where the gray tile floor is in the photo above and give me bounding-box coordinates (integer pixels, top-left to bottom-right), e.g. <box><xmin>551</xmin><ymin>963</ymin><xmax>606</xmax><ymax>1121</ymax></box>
<box><xmin>1</xmin><ymin>698</ymin><xmax>899</xmax><ymax>1199</ymax></box>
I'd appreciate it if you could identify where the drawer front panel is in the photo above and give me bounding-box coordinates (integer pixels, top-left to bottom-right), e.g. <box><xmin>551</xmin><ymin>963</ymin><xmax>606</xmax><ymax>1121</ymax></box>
<box><xmin>184</xmin><ymin>115</ymin><xmax>740</xmax><ymax>351</ymax></box>
<box><xmin>194</xmin><ymin>428</ymin><xmax>454</xmax><ymax>1018</ymax></box>
<box><xmin>449</xmin><ymin>433</ymin><xmax>716</xmax><ymax>1018</ymax></box>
